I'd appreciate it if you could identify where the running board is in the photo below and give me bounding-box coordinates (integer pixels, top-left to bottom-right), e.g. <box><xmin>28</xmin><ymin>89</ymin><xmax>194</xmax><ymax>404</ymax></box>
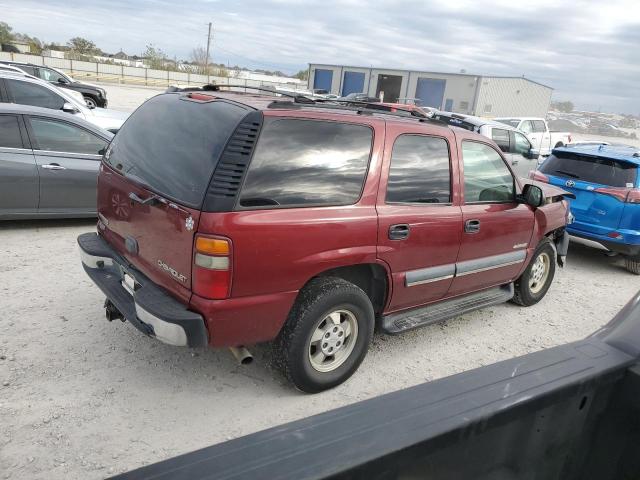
<box><xmin>381</xmin><ymin>284</ymin><xmax>514</xmax><ymax>334</ymax></box>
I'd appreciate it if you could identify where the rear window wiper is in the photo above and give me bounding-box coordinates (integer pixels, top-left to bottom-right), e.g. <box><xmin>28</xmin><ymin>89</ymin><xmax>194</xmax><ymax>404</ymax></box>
<box><xmin>553</xmin><ymin>170</ymin><xmax>580</xmax><ymax>179</ymax></box>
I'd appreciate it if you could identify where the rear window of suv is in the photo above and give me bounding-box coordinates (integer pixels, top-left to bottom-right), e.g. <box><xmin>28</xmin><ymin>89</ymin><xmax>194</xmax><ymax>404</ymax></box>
<box><xmin>238</xmin><ymin>119</ymin><xmax>372</xmax><ymax>208</ymax></box>
<box><xmin>104</xmin><ymin>94</ymin><xmax>250</xmax><ymax>207</ymax></box>
<box><xmin>540</xmin><ymin>151</ymin><xmax>637</xmax><ymax>187</ymax></box>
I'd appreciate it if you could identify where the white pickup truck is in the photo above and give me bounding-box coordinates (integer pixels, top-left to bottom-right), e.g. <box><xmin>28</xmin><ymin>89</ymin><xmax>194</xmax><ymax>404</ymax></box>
<box><xmin>494</xmin><ymin>117</ymin><xmax>572</xmax><ymax>156</ymax></box>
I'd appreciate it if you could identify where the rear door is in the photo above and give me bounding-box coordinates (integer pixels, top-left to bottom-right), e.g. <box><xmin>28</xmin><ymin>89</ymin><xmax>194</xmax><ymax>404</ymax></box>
<box><xmin>539</xmin><ymin>151</ymin><xmax>636</xmax><ymax>235</ymax></box>
<box><xmin>449</xmin><ymin>139</ymin><xmax>534</xmax><ymax>296</ymax></box>
<box><xmin>376</xmin><ymin>125</ymin><xmax>462</xmax><ymax>312</ymax></box>
<box><xmin>0</xmin><ymin>114</ymin><xmax>39</xmax><ymax>216</ymax></box>
<box><xmin>98</xmin><ymin>94</ymin><xmax>251</xmax><ymax>302</ymax></box>
<box><xmin>25</xmin><ymin>116</ymin><xmax>108</xmax><ymax>214</ymax></box>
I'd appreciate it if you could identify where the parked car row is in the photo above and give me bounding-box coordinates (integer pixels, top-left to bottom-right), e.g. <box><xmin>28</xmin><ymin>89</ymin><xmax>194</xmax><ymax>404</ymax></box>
<box><xmin>0</xmin><ymin>71</ymin><xmax>128</xmax><ymax>132</ymax></box>
<box><xmin>0</xmin><ymin>60</ymin><xmax>108</xmax><ymax>108</ymax></box>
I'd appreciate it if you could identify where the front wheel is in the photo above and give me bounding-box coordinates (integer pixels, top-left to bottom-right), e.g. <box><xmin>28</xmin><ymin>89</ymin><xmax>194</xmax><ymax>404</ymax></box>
<box><xmin>83</xmin><ymin>96</ymin><xmax>98</xmax><ymax>108</ymax></box>
<box><xmin>512</xmin><ymin>239</ymin><xmax>556</xmax><ymax>306</ymax></box>
<box><xmin>273</xmin><ymin>277</ymin><xmax>374</xmax><ymax>393</ymax></box>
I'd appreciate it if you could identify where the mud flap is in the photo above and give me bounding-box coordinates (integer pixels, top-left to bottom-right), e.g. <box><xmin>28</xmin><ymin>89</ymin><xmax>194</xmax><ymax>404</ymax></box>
<box><xmin>554</xmin><ymin>230</ymin><xmax>569</xmax><ymax>267</ymax></box>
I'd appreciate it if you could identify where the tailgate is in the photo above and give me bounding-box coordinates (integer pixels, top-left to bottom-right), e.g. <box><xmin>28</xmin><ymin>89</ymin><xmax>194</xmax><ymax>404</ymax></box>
<box><xmin>98</xmin><ymin>166</ymin><xmax>200</xmax><ymax>303</ymax></box>
<box><xmin>95</xmin><ymin>93</ymin><xmax>251</xmax><ymax>302</ymax></box>
<box><xmin>546</xmin><ymin>175</ymin><xmax>625</xmax><ymax>235</ymax></box>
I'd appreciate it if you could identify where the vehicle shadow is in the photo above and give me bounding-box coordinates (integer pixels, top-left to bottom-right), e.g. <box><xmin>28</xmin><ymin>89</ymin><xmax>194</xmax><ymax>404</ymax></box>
<box><xmin>0</xmin><ymin>218</ymin><xmax>97</xmax><ymax>231</ymax></box>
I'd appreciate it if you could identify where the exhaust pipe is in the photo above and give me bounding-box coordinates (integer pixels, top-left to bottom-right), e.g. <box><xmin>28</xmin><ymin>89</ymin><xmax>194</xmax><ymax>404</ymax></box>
<box><xmin>229</xmin><ymin>346</ymin><xmax>253</xmax><ymax>365</ymax></box>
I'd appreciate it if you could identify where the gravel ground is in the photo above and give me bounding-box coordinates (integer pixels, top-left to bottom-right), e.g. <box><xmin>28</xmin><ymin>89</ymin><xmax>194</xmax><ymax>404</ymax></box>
<box><xmin>1</xmin><ymin>84</ymin><xmax>639</xmax><ymax>479</ymax></box>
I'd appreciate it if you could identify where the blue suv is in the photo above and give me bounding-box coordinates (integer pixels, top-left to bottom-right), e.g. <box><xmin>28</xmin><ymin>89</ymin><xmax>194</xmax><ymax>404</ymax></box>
<box><xmin>531</xmin><ymin>144</ymin><xmax>640</xmax><ymax>274</ymax></box>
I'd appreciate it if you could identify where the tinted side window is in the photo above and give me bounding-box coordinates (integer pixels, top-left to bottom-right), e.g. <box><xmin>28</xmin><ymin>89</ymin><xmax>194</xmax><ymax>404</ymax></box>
<box><xmin>239</xmin><ymin>119</ymin><xmax>372</xmax><ymax>208</ymax></box>
<box><xmin>540</xmin><ymin>153</ymin><xmax>637</xmax><ymax>188</ymax></box>
<box><xmin>462</xmin><ymin>141</ymin><xmax>514</xmax><ymax>203</ymax></box>
<box><xmin>532</xmin><ymin>120</ymin><xmax>546</xmax><ymax>133</ymax></box>
<box><xmin>386</xmin><ymin>135</ymin><xmax>450</xmax><ymax>204</ymax></box>
<box><xmin>513</xmin><ymin>132</ymin><xmax>531</xmax><ymax>155</ymax></box>
<box><xmin>491</xmin><ymin>128</ymin><xmax>510</xmax><ymax>153</ymax></box>
<box><xmin>16</xmin><ymin>65</ymin><xmax>36</xmax><ymax>76</ymax></box>
<box><xmin>39</xmin><ymin>68</ymin><xmax>66</xmax><ymax>83</ymax></box>
<box><xmin>6</xmin><ymin>79</ymin><xmax>64</xmax><ymax>110</ymax></box>
<box><xmin>29</xmin><ymin>118</ymin><xmax>107</xmax><ymax>155</ymax></box>
<box><xmin>0</xmin><ymin>115</ymin><xmax>24</xmax><ymax>148</ymax></box>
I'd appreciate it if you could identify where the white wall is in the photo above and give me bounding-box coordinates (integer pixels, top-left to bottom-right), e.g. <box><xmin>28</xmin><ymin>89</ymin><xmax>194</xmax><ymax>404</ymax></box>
<box><xmin>474</xmin><ymin>77</ymin><xmax>552</xmax><ymax>118</ymax></box>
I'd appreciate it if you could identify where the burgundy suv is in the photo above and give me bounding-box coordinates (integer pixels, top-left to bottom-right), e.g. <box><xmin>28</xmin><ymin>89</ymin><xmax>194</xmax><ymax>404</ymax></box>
<box><xmin>78</xmin><ymin>88</ymin><xmax>571</xmax><ymax>392</ymax></box>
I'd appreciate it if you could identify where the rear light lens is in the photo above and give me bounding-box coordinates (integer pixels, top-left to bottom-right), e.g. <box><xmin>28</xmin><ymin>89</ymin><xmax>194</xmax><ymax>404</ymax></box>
<box><xmin>529</xmin><ymin>170</ymin><xmax>549</xmax><ymax>183</ymax></box>
<box><xmin>193</xmin><ymin>235</ymin><xmax>231</xmax><ymax>300</ymax></box>
<box><xmin>594</xmin><ymin>187</ymin><xmax>640</xmax><ymax>203</ymax></box>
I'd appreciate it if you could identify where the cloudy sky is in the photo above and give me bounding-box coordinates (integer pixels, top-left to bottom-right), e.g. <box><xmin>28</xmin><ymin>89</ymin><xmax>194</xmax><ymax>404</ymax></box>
<box><xmin>3</xmin><ymin>0</ymin><xmax>639</xmax><ymax>113</ymax></box>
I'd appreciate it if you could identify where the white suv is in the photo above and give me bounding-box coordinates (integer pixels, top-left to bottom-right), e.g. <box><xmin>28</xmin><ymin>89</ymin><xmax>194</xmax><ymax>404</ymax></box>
<box><xmin>0</xmin><ymin>71</ymin><xmax>128</xmax><ymax>132</ymax></box>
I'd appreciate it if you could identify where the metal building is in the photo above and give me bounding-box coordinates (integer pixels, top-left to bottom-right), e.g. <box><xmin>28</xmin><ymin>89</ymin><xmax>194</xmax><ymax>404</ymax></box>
<box><xmin>307</xmin><ymin>64</ymin><xmax>553</xmax><ymax>118</ymax></box>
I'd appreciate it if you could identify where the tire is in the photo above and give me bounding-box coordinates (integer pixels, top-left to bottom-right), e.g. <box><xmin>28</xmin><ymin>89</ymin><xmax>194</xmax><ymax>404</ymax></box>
<box><xmin>554</xmin><ymin>142</ymin><xmax>564</xmax><ymax>148</ymax></box>
<box><xmin>84</xmin><ymin>96</ymin><xmax>98</xmax><ymax>108</ymax></box>
<box><xmin>625</xmin><ymin>257</ymin><xmax>640</xmax><ymax>275</ymax></box>
<box><xmin>273</xmin><ymin>277</ymin><xmax>374</xmax><ymax>393</ymax></box>
<box><xmin>512</xmin><ymin>239</ymin><xmax>556</xmax><ymax>306</ymax></box>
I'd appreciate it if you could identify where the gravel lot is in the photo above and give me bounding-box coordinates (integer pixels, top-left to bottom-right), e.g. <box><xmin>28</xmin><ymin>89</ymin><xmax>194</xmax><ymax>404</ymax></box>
<box><xmin>1</xmin><ymin>84</ymin><xmax>639</xmax><ymax>479</ymax></box>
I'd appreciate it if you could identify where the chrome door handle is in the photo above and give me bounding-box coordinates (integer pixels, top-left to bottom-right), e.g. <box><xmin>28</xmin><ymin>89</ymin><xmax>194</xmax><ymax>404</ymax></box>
<box><xmin>41</xmin><ymin>163</ymin><xmax>66</xmax><ymax>170</ymax></box>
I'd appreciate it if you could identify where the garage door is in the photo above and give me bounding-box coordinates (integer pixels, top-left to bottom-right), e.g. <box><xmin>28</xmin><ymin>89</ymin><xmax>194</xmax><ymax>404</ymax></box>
<box><xmin>313</xmin><ymin>69</ymin><xmax>333</xmax><ymax>92</ymax></box>
<box><xmin>342</xmin><ymin>71</ymin><xmax>365</xmax><ymax>96</ymax></box>
<box><xmin>416</xmin><ymin>78</ymin><xmax>446</xmax><ymax>109</ymax></box>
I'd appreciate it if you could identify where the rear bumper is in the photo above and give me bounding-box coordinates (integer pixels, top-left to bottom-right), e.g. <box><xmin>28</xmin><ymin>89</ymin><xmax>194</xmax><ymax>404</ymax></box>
<box><xmin>78</xmin><ymin>232</ymin><xmax>208</xmax><ymax>347</ymax></box>
<box><xmin>568</xmin><ymin>226</ymin><xmax>640</xmax><ymax>257</ymax></box>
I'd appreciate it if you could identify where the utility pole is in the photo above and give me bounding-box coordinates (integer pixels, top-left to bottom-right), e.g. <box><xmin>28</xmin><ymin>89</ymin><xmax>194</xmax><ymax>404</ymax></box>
<box><xmin>205</xmin><ymin>22</ymin><xmax>212</xmax><ymax>74</ymax></box>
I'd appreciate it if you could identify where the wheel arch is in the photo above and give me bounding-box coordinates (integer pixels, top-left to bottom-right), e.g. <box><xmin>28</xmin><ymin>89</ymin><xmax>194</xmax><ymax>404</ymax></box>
<box><xmin>301</xmin><ymin>263</ymin><xmax>391</xmax><ymax>316</ymax></box>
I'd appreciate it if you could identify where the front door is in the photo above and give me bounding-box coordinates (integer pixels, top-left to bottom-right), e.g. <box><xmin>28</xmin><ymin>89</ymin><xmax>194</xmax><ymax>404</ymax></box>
<box><xmin>377</xmin><ymin>127</ymin><xmax>462</xmax><ymax>313</ymax></box>
<box><xmin>26</xmin><ymin>116</ymin><xmax>108</xmax><ymax>214</ymax></box>
<box><xmin>0</xmin><ymin>114</ymin><xmax>39</xmax><ymax>216</ymax></box>
<box><xmin>449</xmin><ymin>140</ymin><xmax>534</xmax><ymax>296</ymax></box>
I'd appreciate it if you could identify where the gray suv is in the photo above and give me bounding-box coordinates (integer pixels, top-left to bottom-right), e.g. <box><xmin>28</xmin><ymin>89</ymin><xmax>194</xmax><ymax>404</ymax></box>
<box><xmin>0</xmin><ymin>104</ymin><xmax>112</xmax><ymax>219</ymax></box>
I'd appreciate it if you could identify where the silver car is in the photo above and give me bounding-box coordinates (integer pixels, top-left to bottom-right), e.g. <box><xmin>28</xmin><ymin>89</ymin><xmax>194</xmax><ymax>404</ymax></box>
<box><xmin>0</xmin><ymin>71</ymin><xmax>128</xmax><ymax>132</ymax></box>
<box><xmin>0</xmin><ymin>104</ymin><xmax>113</xmax><ymax>219</ymax></box>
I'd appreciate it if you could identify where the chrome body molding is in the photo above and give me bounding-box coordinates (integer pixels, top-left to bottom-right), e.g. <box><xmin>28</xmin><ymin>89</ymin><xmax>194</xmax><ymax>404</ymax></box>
<box><xmin>405</xmin><ymin>250</ymin><xmax>528</xmax><ymax>287</ymax></box>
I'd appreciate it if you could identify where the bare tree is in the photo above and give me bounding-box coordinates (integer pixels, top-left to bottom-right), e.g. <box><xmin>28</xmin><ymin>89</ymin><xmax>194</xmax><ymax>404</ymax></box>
<box><xmin>190</xmin><ymin>46</ymin><xmax>210</xmax><ymax>74</ymax></box>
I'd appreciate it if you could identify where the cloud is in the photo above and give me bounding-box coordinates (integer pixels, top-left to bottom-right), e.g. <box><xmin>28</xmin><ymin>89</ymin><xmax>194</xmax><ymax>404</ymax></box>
<box><xmin>2</xmin><ymin>0</ymin><xmax>639</xmax><ymax>113</ymax></box>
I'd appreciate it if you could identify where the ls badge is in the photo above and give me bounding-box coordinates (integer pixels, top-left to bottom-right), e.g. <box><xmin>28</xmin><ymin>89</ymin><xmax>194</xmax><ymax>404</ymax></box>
<box><xmin>185</xmin><ymin>216</ymin><xmax>194</xmax><ymax>231</ymax></box>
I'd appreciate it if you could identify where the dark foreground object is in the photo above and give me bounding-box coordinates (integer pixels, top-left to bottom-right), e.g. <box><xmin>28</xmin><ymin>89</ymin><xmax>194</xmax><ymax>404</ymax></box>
<box><xmin>112</xmin><ymin>293</ymin><xmax>640</xmax><ymax>480</ymax></box>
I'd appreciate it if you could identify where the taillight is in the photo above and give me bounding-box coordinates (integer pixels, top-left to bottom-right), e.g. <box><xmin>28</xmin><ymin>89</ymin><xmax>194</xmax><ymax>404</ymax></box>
<box><xmin>594</xmin><ymin>187</ymin><xmax>640</xmax><ymax>203</ymax></box>
<box><xmin>529</xmin><ymin>170</ymin><xmax>549</xmax><ymax>183</ymax></box>
<box><xmin>193</xmin><ymin>235</ymin><xmax>232</xmax><ymax>299</ymax></box>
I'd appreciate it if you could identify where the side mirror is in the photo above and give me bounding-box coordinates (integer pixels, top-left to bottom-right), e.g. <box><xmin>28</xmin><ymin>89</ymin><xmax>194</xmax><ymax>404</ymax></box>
<box><xmin>57</xmin><ymin>77</ymin><xmax>69</xmax><ymax>84</ymax></box>
<box><xmin>526</xmin><ymin>148</ymin><xmax>540</xmax><ymax>160</ymax></box>
<box><xmin>520</xmin><ymin>184</ymin><xmax>544</xmax><ymax>208</ymax></box>
<box><xmin>61</xmin><ymin>102</ymin><xmax>78</xmax><ymax>113</ymax></box>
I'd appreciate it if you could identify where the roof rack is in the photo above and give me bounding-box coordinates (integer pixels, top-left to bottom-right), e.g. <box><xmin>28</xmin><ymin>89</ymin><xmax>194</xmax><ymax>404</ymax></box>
<box><xmin>180</xmin><ymin>83</ymin><xmax>446</xmax><ymax>125</ymax></box>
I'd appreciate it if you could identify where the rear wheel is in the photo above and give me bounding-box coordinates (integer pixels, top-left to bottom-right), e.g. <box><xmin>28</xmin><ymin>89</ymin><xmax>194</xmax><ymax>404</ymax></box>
<box><xmin>273</xmin><ymin>277</ymin><xmax>374</xmax><ymax>393</ymax></box>
<box><xmin>624</xmin><ymin>257</ymin><xmax>640</xmax><ymax>275</ymax></box>
<box><xmin>512</xmin><ymin>239</ymin><xmax>556</xmax><ymax>306</ymax></box>
<box><xmin>554</xmin><ymin>141</ymin><xmax>564</xmax><ymax>148</ymax></box>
